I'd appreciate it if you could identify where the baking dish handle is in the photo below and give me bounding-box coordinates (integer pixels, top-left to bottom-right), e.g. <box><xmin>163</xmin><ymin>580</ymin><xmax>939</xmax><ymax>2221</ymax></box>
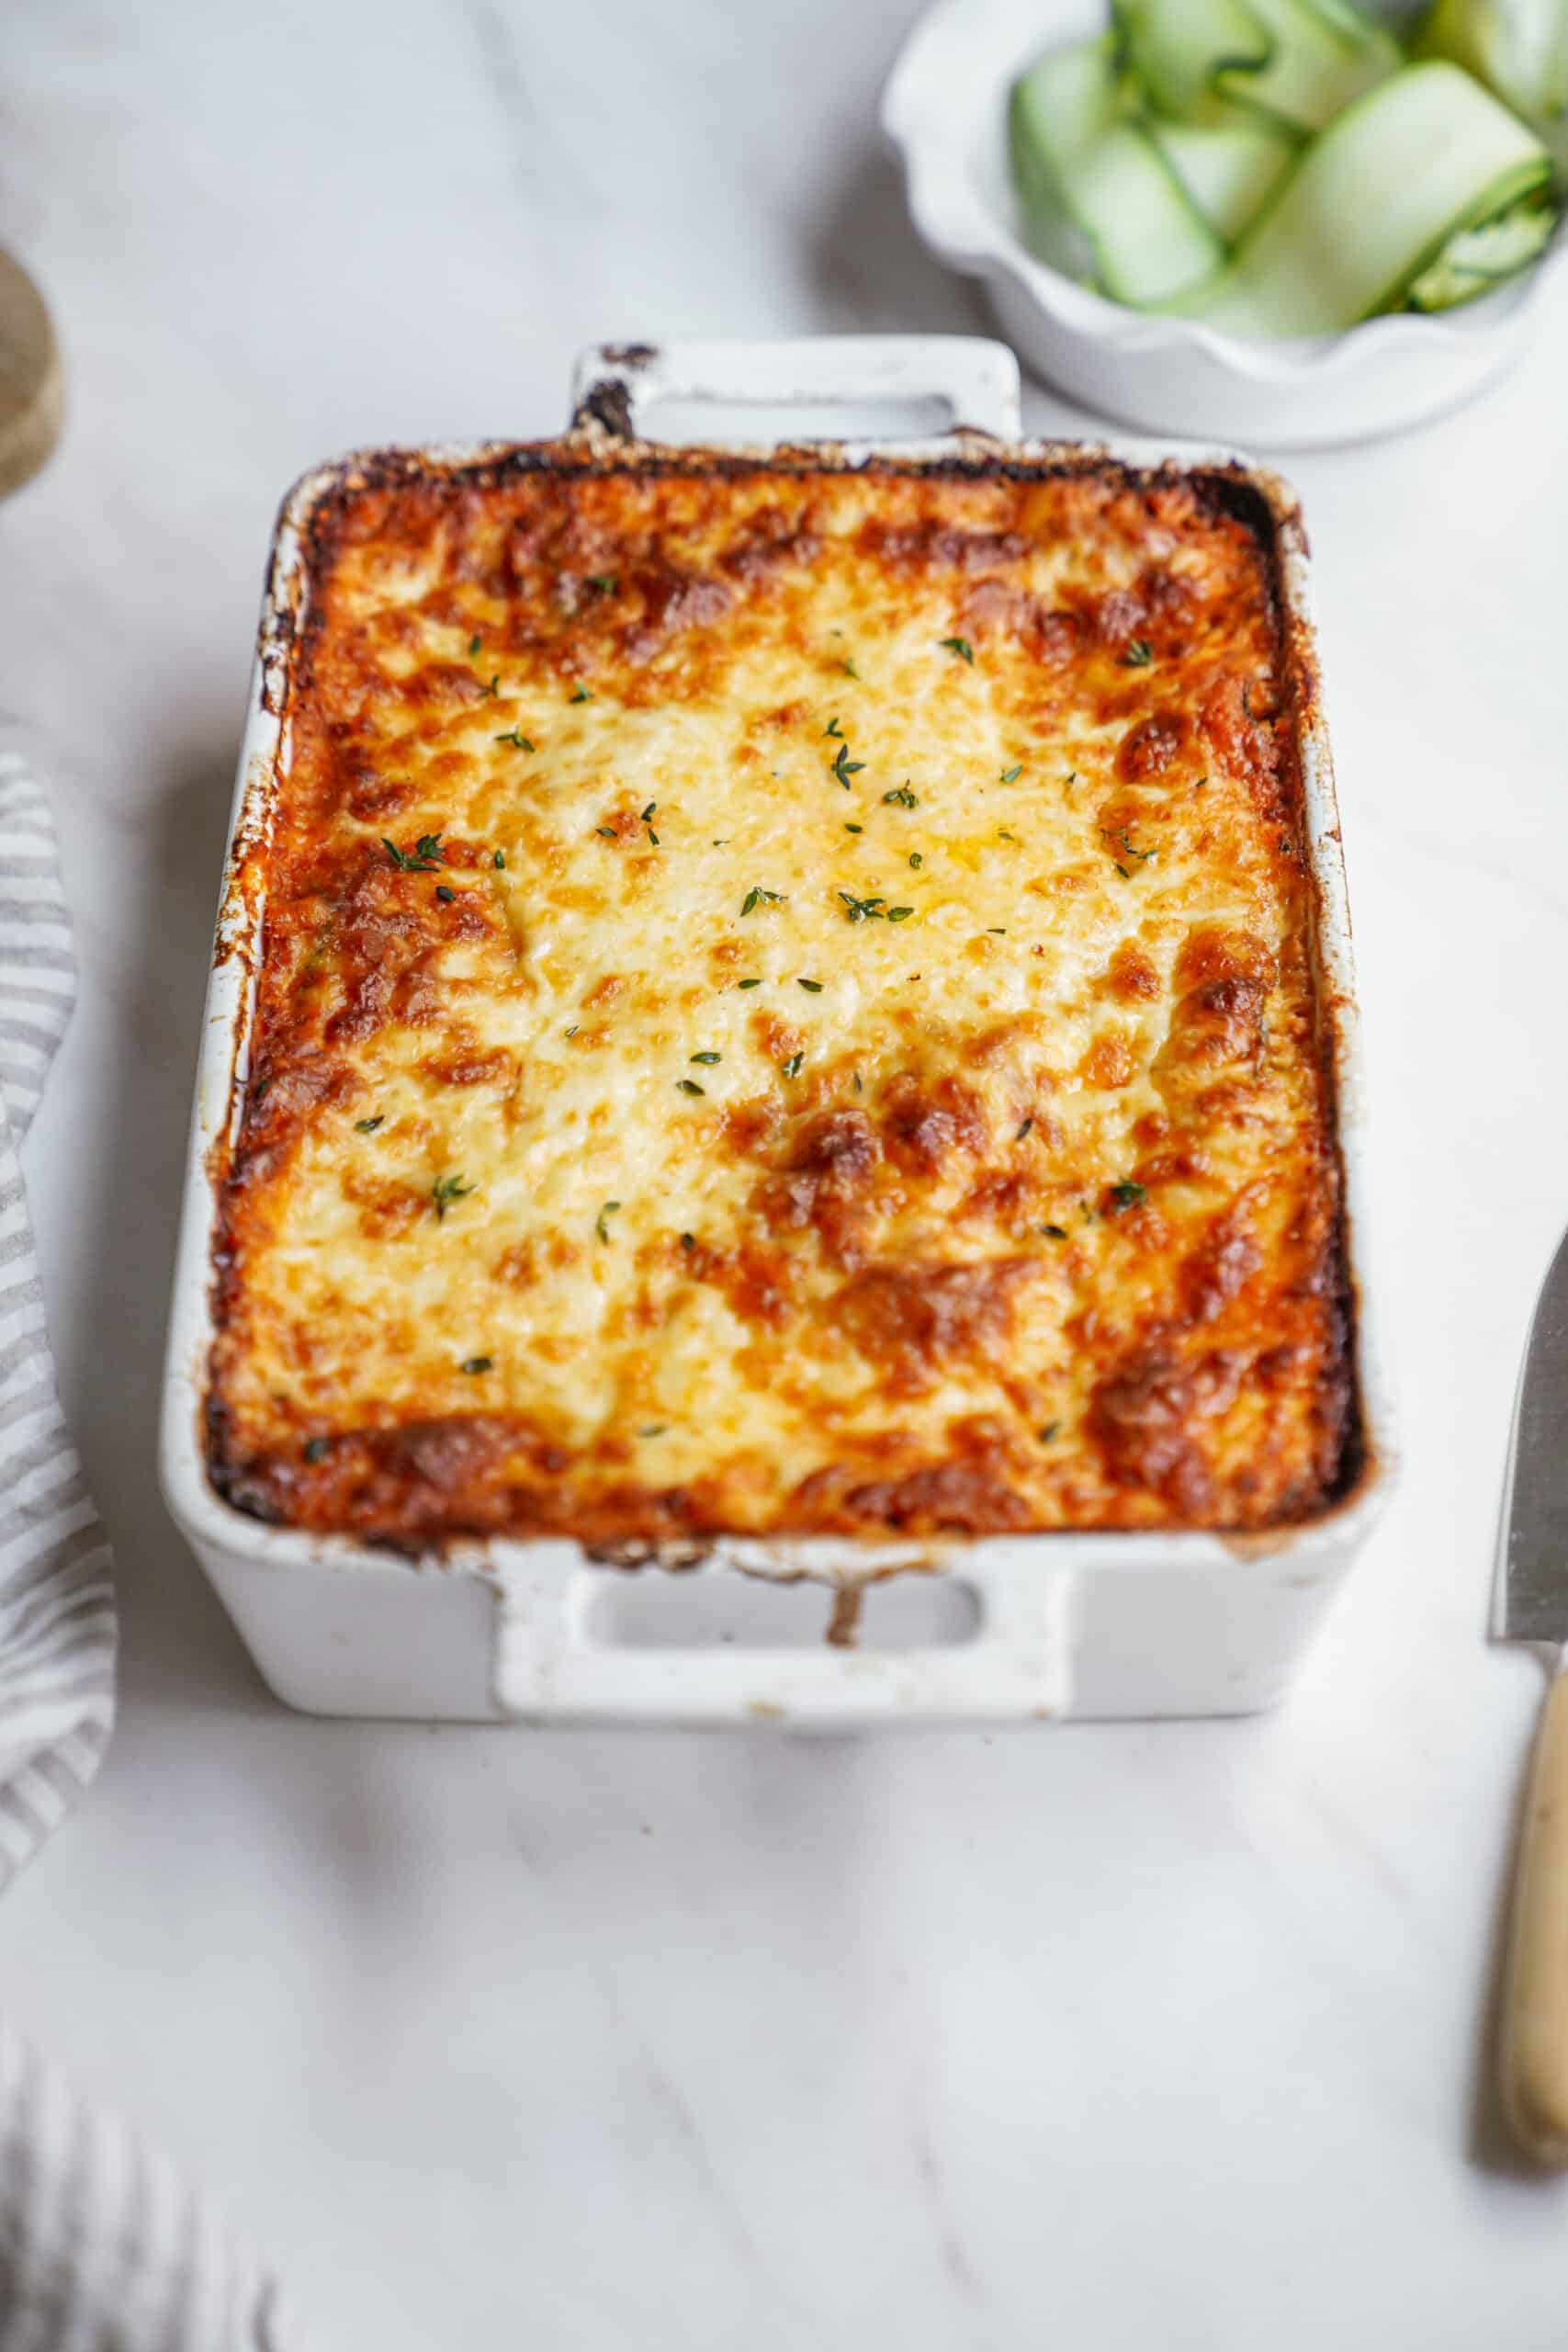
<box><xmin>569</xmin><ymin>335</ymin><xmax>1022</xmax><ymax>444</ymax></box>
<box><xmin>491</xmin><ymin>1549</ymin><xmax>1074</xmax><ymax>1729</ymax></box>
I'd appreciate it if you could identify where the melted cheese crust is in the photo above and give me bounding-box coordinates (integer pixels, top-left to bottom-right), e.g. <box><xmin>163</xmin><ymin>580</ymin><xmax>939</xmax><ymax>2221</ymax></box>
<box><xmin>208</xmin><ymin>450</ymin><xmax>1355</xmax><ymax>1544</ymax></box>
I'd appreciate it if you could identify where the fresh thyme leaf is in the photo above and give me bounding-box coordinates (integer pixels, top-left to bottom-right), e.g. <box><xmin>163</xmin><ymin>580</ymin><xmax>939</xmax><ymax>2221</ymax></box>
<box><xmin>853</xmin><ymin>1071</ymin><xmax>863</xmax><ymax>1093</ymax></box>
<box><xmin>998</xmin><ymin>830</ymin><xmax>1017</xmax><ymax>843</ymax></box>
<box><xmin>839</xmin><ymin>891</ymin><xmax>886</xmax><ymax>923</ymax></box>
<box><xmin>677</xmin><ymin>1078</ymin><xmax>706</xmax><ymax>1095</ymax></box>
<box><xmin>680</xmin><ymin>1232</ymin><xmax>696</xmax><ymax>1250</ymax></box>
<box><xmin>432</xmin><ymin>1172</ymin><xmax>473</xmax><ymax>1220</ymax></box>
<box><xmin>493</xmin><ymin>849</ymin><xmax>506</xmax><ymax>868</ymax></box>
<box><xmin>987</xmin><ymin>926</ymin><xmax>1006</xmax><ymax>934</ymax></box>
<box><xmin>1016</xmin><ymin>1117</ymin><xmax>1033</xmax><ymax>1140</ymax></box>
<box><xmin>383</xmin><ymin>835</ymin><xmax>443</xmax><ymax>874</ymax></box>
<box><xmin>844</xmin><ymin>822</ymin><xmax>863</xmax><ymax>834</ymax></box>
<box><xmin>831</xmin><ymin>743</ymin><xmax>865</xmax><ymax>789</ymax></box>
<box><xmin>435</xmin><ymin>884</ymin><xmax>456</xmax><ymax>902</ymax></box>
<box><xmin>908</xmin><ymin>853</ymin><xmax>922</xmax><ymax>869</ymax></box>
<box><xmin>1040</xmin><ymin>1224</ymin><xmax>1068</xmax><ymax>1240</ymax></box>
<box><xmin>887</xmin><ymin>906</ymin><xmax>913</xmax><ymax>922</ymax></box>
<box><xmin>780</xmin><ymin>1052</ymin><xmax>804</xmax><ymax>1078</ymax></box>
<box><xmin>355</xmin><ymin>1114</ymin><xmax>384</xmax><ymax>1134</ymax></box>
<box><xmin>841</xmin><ymin>657</ymin><xmax>860</xmax><ymax>679</ymax></box>
<box><xmin>1120</xmin><ymin>639</ymin><xmax>1153</xmax><ymax>667</ymax></box>
<box><xmin>740</xmin><ymin>887</ymin><xmax>786</xmax><ymax>916</ymax></box>
<box><xmin>461</xmin><ymin>1357</ymin><xmax>493</xmax><ymax>1375</ymax></box>
<box><xmin>825</xmin><ymin>717</ymin><xmax>843</xmax><ymax>739</ymax></box>
<box><xmin>595</xmin><ymin>826</ymin><xmax>616</xmax><ymax>840</ymax></box>
<box><xmin>796</xmin><ymin>978</ymin><xmax>822</xmax><ymax>992</ymax></box>
<box><xmin>494</xmin><ymin>728</ymin><xmax>535</xmax><ymax>751</ymax></box>
<box><xmin>303</xmin><ymin>1437</ymin><xmax>330</xmax><ymax>1464</ymax></box>
<box><xmin>1038</xmin><ymin>1422</ymin><xmax>1061</xmax><ymax>1443</ymax></box>
<box><xmin>638</xmin><ymin>1424</ymin><xmax>667</xmax><ymax>1438</ymax></box>
<box><xmin>596</xmin><ymin>1200</ymin><xmax>621</xmax><ymax>1244</ymax></box>
<box><xmin>646</xmin><ymin>828</ymin><xmax>660</xmax><ymax>847</ymax></box>
<box><xmin>941</xmin><ymin>636</ymin><xmax>974</xmax><ymax>663</ymax></box>
<box><xmin>570</xmin><ymin>684</ymin><xmax>592</xmax><ymax>703</ymax></box>
<box><xmin>565</xmin><ymin>1024</ymin><xmax>578</xmax><ymax>1037</ymax></box>
<box><xmin>641</xmin><ymin>802</ymin><xmax>657</xmax><ymax>820</ymax></box>
<box><xmin>253</xmin><ymin>1078</ymin><xmax>269</xmax><ymax>1102</ymax></box>
<box><xmin>690</xmin><ymin>1051</ymin><xmax>722</xmax><ymax>1064</ymax></box>
<box><xmin>1109</xmin><ymin>1180</ymin><xmax>1146</xmax><ymax>1211</ymax></box>
<box><xmin>738</xmin><ymin>977</ymin><xmax>762</xmax><ymax>989</ymax></box>
<box><xmin>588</xmin><ymin>574</ymin><xmax>618</xmax><ymax>594</ymax></box>
<box><xmin>468</xmin><ymin>634</ymin><xmax>482</xmax><ymax>657</ymax></box>
<box><xmin>711</xmin><ymin>839</ymin><xmax>730</xmax><ymax>847</ymax></box>
<box><xmin>481</xmin><ymin>674</ymin><xmax>501</xmax><ymax>697</ymax></box>
<box><xmin>883</xmin><ymin>784</ymin><xmax>917</xmax><ymax>808</ymax></box>
<box><xmin>999</xmin><ymin>765</ymin><xmax>1022</xmax><ymax>785</ymax></box>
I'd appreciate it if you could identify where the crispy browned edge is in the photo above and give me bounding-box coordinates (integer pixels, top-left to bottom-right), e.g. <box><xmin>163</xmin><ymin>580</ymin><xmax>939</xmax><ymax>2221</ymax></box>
<box><xmin>202</xmin><ymin>423</ymin><xmax>1371</xmax><ymax>1556</ymax></box>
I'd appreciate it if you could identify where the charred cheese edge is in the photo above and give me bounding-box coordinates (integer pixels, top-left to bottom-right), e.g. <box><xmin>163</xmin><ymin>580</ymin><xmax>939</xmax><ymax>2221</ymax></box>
<box><xmin>207</xmin><ymin>453</ymin><xmax>1356</xmax><ymax>1544</ymax></box>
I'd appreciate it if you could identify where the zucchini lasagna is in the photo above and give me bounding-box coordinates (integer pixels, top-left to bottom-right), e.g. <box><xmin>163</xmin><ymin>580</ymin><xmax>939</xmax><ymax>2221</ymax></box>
<box><xmin>207</xmin><ymin>443</ymin><xmax>1357</xmax><ymax>1545</ymax></box>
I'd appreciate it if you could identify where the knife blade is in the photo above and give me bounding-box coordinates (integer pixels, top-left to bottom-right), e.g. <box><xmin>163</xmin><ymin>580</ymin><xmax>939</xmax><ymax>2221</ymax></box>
<box><xmin>1496</xmin><ymin>1225</ymin><xmax>1568</xmax><ymax>2166</ymax></box>
<box><xmin>1501</xmin><ymin>1225</ymin><xmax>1568</xmax><ymax>1641</ymax></box>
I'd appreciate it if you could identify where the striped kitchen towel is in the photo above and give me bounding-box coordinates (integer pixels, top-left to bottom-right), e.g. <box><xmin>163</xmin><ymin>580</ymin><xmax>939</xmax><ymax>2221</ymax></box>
<box><xmin>0</xmin><ymin>754</ymin><xmax>304</xmax><ymax>2350</ymax></box>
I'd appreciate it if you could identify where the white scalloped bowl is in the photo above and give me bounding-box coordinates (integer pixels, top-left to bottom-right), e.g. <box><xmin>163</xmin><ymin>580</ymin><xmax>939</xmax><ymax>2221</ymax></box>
<box><xmin>881</xmin><ymin>0</ymin><xmax>1568</xmax><ymax>447</ymax></box>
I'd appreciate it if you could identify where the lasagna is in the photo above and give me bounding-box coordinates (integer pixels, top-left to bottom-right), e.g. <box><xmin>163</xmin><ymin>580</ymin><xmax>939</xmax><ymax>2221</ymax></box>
<box><xmin>206</xmin><ymin>441</ymin><xmax>1358</xmax><ymax>1546</ymax></box>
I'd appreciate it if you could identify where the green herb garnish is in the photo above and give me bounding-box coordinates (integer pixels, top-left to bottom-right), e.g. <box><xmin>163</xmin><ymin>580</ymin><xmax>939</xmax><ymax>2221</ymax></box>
<box><xmin>780</xmin><ymin>1052</ymin><xmax>805</xmax><ymax>1078</ymax></box>
<box><xmin>825</xmin><ymin>717</ymin><xmax>843</xmax><ymax>739</ymax></box>
<box><xmin>303</xmin><ymin>1437</ymin><xmax>330</xmax><ymax>1464</ymax></box>
<box><xmin>493</xmin><ymin>849</ymin><xmax>506</xmax><ymax>868</ymax></box>
<box><xmin>888</xmin><ymin>906</ymin><xmax>913</xmax><ymax>922</ymax></box>
<box><xmin>680</xmin><ymin>1232</ymin><xmax>695</xmax><ymax>1250</ymax></box>
<box><xmin>1120</xmin><ymin>639</ymin><xmax>1153</xmax><ymax>667</ymax></box>
<box><xmin>738</xmin><ymin>977</ymin><xmax>762</xmax><ymax>989</ymax></box>
<box><xmin>596</xmin><ymin>1200</ymin><xmax>621</xmax><ymax>1244</ymax></box>
<box><xmin>908</xmin><ymin>853</ymin><xmax>922</xmax><ymax>870</ymax></box>
<box><xmin>468</xmin><ymin>634</ymin><xmax>482</xmax><ymax>656</ymax></box>
<box><xmin>1040</xmin><ymin>1224</ymin><xmax>1068</xmax><ymax>1240</ymax></box>
<box><xmin>1016</xmin><ymin>1117</ymin><xmax>1033</xmax><ymax>1140</ymax></box>
<box><xmin>690</xmin><ymin>1051</ymin><xmax>722</xmax><ymax>1064</ymax></box>
<box><xmin>1109</xmin><ymin>1180</ymin><xmax>1146</xmax><ymax>1211</ymax></box>
<box><xmin>587</xmin><ymin>574</ymin><xmax>618</xmax><ymax>594</ymax></box>
<box><xmin>461</xmin><ymin>1356</ymin><xmax>493</xmax><ymax>1375</ymax></box>
<box><xmin>883</xmin><ymin>784</ymin><xmax>917</xmax><ymax>808</ymax></box>
<box><xmin>841</xmin><ymin>657</ymin><xmax>860</xmax><ymax>679</ymax></box>
<box><xmin>797</xmin><ymin>978</ymin><xmax>822</xmax><ymax>992</ymax></box>
<box><xmin>1038</xmin><ymin>1422</ymin><xmax>1060</xmax><ymax>1444</ymax></box>
<box><xmin>435</xmin><ymin>885</ymin><xmax>456</xmax><ymax>903</ymax></box>
<box><xmin>839</xmin><ymin>891</ymin><xmax>886</xmax><ymax>922</ymax></box>
<box><xmin>844</xmin><ymin>822</ymin><xmax>863</xmax><ymax>834</ymax></box>
<box><xmin>481</xmin><ymin>674</ymin><xmax>501</xmax><ymax>698</ymax></box>
<box><xmin>432</xmin><ymin>1172</ymin><xmax>473</xmax><ymax>1220</ymax></box>
<box><xmin>570</xmin><ymin>684</ymin><xmax>592</xmax><ymax>702</ymax></box>
<box><xmin>999</xmin><ymin>765</ymin><xmax>1022</xmax><ymax>785</ymax></box>
<box><xmin>740</xmin><ymin>887</ymin><xmax>787</xmax><ymax>916</ymax></box>
<box><xmin>355</xmin><ymin>1114</ymin><xmax>384</xmax><ymax>1134</ymax></box>
<box><xmin>383</xmin><ymin>832</ymin><xmax>444</xmax><ymax>873</ymax></box>
<box><xmin>494</xmin><ymin>728</ymin><xmax>534</xmax><ymax>751</ymax></box>
<box><xmin>638</xmin><ymin>1424</ymin><xmax>667</xmax><ymax>1438</ymax></box>
<box><xmin>941</xmin><ymin>636</ymin><xmax>974</xmax><ymax>663</ymax></box>
<box><xmin>831</xmin><ymin>743</ymin><xmax>865</xmax><ymax>789</ymax></box>
<box><xmin>677</xmin><ymin>1079</ymin><xmax>706</xmax><ymax>1096</ymax></box>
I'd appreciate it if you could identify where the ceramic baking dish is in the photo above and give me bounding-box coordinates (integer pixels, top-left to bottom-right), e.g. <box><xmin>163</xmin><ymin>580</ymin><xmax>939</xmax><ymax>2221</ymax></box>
<box><xmin>159</xmin><ymin>334</ymin><xmax>1393</xmax><ymax>1727</ymax></box>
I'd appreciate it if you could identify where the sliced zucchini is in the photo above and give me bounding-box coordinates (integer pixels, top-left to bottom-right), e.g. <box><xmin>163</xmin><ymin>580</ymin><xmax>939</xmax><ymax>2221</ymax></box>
<box><xmin>1216</xmin><ymin>0</ymin><xmax>1402</xmax><ymax>130</ymax></box>
<box><xmin>1111</xmin><ymin>0</ymin><xmax>1271</xmax><ymax>123</ymax></box>
<box><xmin>1172</xmin><ymin>61</ymin><xmax>1556</xmax><ymax>335</ymax></box>
<box><xmin>1405</xmin><ymin>193</ymin><xmax>1559</xmax><ymax>305</ymax></box>
<box><xmin>1010</xmin><ymin>40</ymin><xmax>1224</xmax><ymax>305</ymax></box>
<box><xmin>1147</xmin><ymin>115</ymin><xmax>1296</xmax><ymax>241</ymax></box>
<box><xmin>1415</xmin><ymin>0</ymin><xmax>1568</xmax><ymax>126</ymax></box>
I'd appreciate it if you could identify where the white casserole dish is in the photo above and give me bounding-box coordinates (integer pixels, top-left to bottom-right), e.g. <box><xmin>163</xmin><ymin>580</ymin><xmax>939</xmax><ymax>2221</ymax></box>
<box><xmin>159</xmin><ymin>334</ymin><xmax>1393</xmax><ymax>1727</ymax></box>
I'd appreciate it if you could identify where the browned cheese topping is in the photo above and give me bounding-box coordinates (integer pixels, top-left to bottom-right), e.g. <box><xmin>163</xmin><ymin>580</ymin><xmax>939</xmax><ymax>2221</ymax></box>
<box><xmin>206</xmin><ymin>448</ymin><xmax>1357</xmax><ymax>1545</ymax></box>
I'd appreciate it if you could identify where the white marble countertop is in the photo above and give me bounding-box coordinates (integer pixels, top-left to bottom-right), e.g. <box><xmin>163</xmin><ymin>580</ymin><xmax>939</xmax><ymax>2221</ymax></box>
<box><xmin>1</xmin><ymin>1</ymin><xmax>1566</xmax><ymax>2343</ymax></box>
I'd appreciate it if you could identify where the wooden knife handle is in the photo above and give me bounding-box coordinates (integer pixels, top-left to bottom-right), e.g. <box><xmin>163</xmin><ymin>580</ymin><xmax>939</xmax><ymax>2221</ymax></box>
<box><xmin>1502</xmin><ymin>1665</ymin><xmax>1568</xmax><ymax>2165</ymax></box>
